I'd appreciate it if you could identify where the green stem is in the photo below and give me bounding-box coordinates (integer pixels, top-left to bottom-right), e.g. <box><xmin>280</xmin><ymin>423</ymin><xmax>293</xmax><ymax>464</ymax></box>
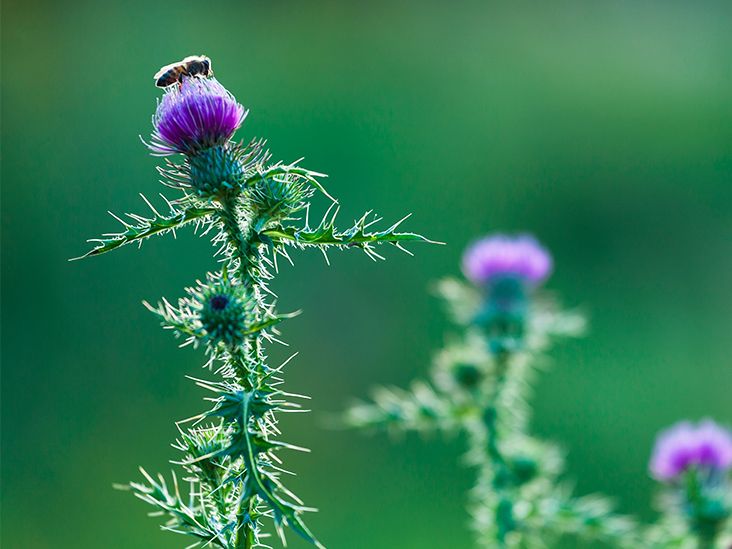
<box><xmin>475</xmin><ymin>351</ymin><xmax>515</xmax><ymax>547</ymax></box>
<box><xmin>234</xmin><ymin>498</ymin><xmax>257</xmax><ymax>549</ymax></box>
<box><xmin>685</xmin><ymin>470</ymin><xmax>723</xmax><ymax>549</ymax></box>
<box><xmin>219</xmin><ymin>191</ymin><xmax>273</xmax><ymax>549</ymax></box>
<box><xmin>219</xmin><ymin>193</ymin><xmax>251</xmax><ymax>284</ymax></box>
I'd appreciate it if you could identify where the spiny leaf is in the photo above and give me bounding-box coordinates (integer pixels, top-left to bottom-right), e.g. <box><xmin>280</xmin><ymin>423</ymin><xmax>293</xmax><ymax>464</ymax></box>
<box><xmin>345</xmin><ymin>381</ymin><xmax>455</xmax><ymax>433</ymax></box>
<box><xmin>548</xmin><ymin>493</ymin><xmax>640</xmax><ymax>547</ymax></box>
<box><xmin>122</xmin><ymin>469</ymin><xmax>229</xmax><ymax>548</ymax></box>
<box><xmin>262</xmin><ymin>208</ymin><xmax>438</xmax><ymax>257</ymax></box>
<box><xmin>204</xmin><ymin>389</ymin><xmax>323</xmax><ymax>548</ymax></box>
<box><xmin>74</xmin><ymin>204</ymin><xmax>217</xmax><ymax>259</ymax></box>
<box><xmin>243</xmin><ymin>311</ymin><xmax>300</xmax><ymax>336</ymax></box>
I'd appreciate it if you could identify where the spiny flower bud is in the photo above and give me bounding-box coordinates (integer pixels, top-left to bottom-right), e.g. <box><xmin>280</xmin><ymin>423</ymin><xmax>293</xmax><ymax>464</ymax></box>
<box><xmin>462</xmin><ymin>234</ymin><xmax>552</xmax><ymax>287</ymax></box>
<box><xmin>149</xmin><ymin>77</ymin><xmax>247</xmax><ymax>156</ymax></box>
<box><xmin>171</xmin><ymin>275</ymin><xmax>257</xmax><ymax>349</ymax></box>
<box><xmin>250</xmin><ymin>176</ymin><xmax>313</xmax><ymax>219</ymax></box>
<box><xmin>188</xmin><ymin>145</ymin><xmax>245</xmax><ymax>198</ymax></box>
<box><xmin>195</xmin><ymin>283</ymin><xmax>252</xmax><ymax>348</ymax></box>
<box><xmin>650</xmin><ymin>419</ymin><xmax>732</xmax><ymax>482</ymax></box>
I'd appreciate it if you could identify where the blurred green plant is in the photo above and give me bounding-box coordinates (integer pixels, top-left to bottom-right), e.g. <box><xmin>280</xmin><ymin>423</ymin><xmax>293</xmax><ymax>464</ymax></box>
<box><xmin>76</xmin><ymin>64</ymin><xmax>433</xmax><ymax>548</ymax></box>
<box><xmin>346</xmin><ymin>235</ymin><xmax>639</xmax><ymax>548</ymax></box>
<box><xmin>346</xmin><ymin>234</ymin><xmax>732</xmax><ymax>548</ymax></box>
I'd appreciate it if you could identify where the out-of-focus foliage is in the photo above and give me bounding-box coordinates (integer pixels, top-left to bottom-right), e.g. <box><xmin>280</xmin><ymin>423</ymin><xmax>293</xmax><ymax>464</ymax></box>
<box><xmin>347</xmin><ymin>273</ymin><xmax>640</xmax><ymax>547</ymax></box>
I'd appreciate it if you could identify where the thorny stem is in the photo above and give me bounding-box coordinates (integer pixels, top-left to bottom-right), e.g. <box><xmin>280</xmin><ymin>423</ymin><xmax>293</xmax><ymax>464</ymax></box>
<box><xmin>218</xmin><ymin>191</ymin><xmax>271</xmax><ymax>549</ymax></box>
<box><xmin>219</xmin><ymin>193</ymin><xmax>251</xmax><ymax>284</ymax></box>
<box><xmin>478</xmin><ymin>350</ymin><xmax>515</xmax><ymax>546</ymax></box>
<box><xmin>235</xmin><ymin>501</ymin><xmax>257</xmax><ymax>549</ymax></box>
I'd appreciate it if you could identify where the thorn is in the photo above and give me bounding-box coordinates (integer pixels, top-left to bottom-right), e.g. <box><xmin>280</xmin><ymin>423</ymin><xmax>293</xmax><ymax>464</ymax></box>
<box><xmin>126</xmin><ymin>212</ymin><xmax>148</xmax><ymax>224</ymax></box>
<box><xmin>387</xmin><ymin>212</ymin><xmax>413</xmax><ymax>232</ymax></box>
<box><xmin>396</xmin><ymin>243</ymin><xmax>414</xmax><ymax>256</ymax></box>
<box><xmin>108</xmin><ymin>210</ymin><xmax>131</xmax><ymax>227</ymax></box>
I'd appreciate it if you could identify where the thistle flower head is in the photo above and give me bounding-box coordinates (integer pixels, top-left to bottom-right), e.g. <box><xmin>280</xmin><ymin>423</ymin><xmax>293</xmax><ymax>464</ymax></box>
<box><xmin>462</xmin><ymin>234</ymin><xmax>552</xmax><ymax>287</ymax></box>
<box><xmin>650</xmin><ymin>419</ymin><xmax>732</xmax><ymax>481</ymax></box>
<box><xmin>149</xmin><ymin>77</ymin><xmax>247</xmax><ymax>156</ymax></box>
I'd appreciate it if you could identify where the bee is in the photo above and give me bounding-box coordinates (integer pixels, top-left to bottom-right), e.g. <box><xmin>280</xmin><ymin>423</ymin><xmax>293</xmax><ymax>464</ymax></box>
<box><xmin>154</xmin><ymin>55</ymin><xmax>213</xmax><ymax>88</ymax></box>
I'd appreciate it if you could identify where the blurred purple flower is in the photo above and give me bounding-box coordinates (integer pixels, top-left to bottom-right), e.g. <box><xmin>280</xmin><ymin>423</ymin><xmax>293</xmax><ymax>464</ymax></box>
<box><xmin>650</xmin><ymin>420</ymin><xmax>732</xmax><ymax>481</ymax></box>
<box><xmin>148</xmin><ymin>77</ymin><xmax>247</xmax><ymax>156</ymax></box>
<box><xmin>462</xmin><ymin>234</ymin><xmax>552</xmax><ymax>286</ymax></box>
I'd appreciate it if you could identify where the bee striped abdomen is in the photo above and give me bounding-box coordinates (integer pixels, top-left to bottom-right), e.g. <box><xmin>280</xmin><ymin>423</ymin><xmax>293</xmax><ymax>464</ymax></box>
<box><xmin>155</xmin><ymin>68</ymin><xmax>183</xmax><ymax>88</ymax></box>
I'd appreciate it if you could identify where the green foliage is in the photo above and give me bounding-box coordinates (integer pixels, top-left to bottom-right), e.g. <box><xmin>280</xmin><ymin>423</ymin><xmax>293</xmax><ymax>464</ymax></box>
<box><xmin>74</xmin><ymin>199</ymin><xmax>216</xmax><ymax>259</ymax></box>
<box><xmin>125</xmin><ymin>468</ymin><xmax>229</xmax><ymax>546</ymax></box>
<box><xmin>263</xmin><ymin>206</ymin><xmax>438</xmax><ymax>261</ymax></box>
<box><xmin>201</xmin><ymin>382</ymin><xmax>322</xmax><ymax>547</ymax></box>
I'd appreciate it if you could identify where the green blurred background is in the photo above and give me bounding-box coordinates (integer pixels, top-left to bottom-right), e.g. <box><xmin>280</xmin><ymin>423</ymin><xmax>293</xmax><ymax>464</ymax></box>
<box><xmin>3</xmin><ymin>1</ymin><xmax>732</xmax><ymax>547</ymax></box>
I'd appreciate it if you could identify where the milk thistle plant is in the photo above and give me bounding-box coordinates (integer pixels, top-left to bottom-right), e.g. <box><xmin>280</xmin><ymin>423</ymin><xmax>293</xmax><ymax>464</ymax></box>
<box><xmin>347</xmin><ymin>235</ymin><xmax>732</xmax><ymax>548</ymax></box>
<box><xmin>346</xmin><ymin>234</ymin><xmax>638</xmax><ymax>547</ymax></box>
<box><xmin>77</xmin><ymin>65</ymin><xmax>432</xmax><ymax>548</ymax></box>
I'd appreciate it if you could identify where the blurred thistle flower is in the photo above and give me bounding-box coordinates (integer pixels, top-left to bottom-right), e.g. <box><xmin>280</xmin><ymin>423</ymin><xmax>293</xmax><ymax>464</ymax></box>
<box><xmin>462</xmin><ymin>234</ymin><xmax>552</xmax><ymax>287</ymax></box>
<box><xmin>148</xmin><ymin>77</ymin><xmax>247</xmax><ymax>156</ymax></box>
<box><xmin>650</xmin><ymin>420</ymin><xmax>732</xmax><ymax>482</ymax></box>
<box><xmin>463</xmin><ymin>235</ymin><xmax>552</xmax><ymax>353</ymax></box>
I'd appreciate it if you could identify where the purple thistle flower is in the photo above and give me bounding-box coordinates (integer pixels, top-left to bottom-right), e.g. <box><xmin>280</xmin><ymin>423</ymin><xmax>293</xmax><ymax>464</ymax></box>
<box><xmin>462</xmin><ymin>234</ymin><xmax>552</xmax><ymax>286</ymax></box>
<box><xmin>650</xmin><ymin>419</ymin><xmax>732</xmax><ymax>481</ymax></box>
<box><xmin>148</xmin><ymin>77</ymin><xmax>247</xmax><ymax>156</ymax></box>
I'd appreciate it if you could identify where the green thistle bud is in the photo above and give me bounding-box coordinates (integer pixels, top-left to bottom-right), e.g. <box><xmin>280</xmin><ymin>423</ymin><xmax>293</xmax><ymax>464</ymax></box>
<box><xmin>250</xmin><ymin>175</ymin><xmax>313</xmax><ymax>220</ymax></box>
<box><xmin>188</xmin><ymin>145</ymin><xmax>245</xmax><ymax>198</ymax></box>
<box><xmin>194</xmin><ymin>280</ymin><xmax>253</xmax><ymax>347</ymax></box>
<box><xmin>508</xmin><ymin>455</ymin><xmax>539</xmax><ymax>485</ymax></box>
<box><xmin>173</xmin><ymin>426</ymin><xmax>229</xmax><ymax>479</ymax></box>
